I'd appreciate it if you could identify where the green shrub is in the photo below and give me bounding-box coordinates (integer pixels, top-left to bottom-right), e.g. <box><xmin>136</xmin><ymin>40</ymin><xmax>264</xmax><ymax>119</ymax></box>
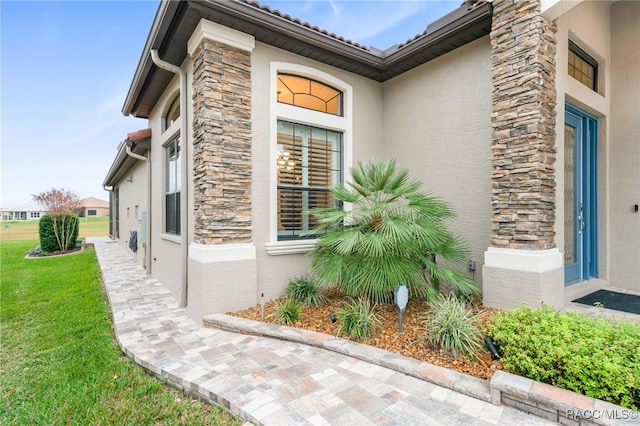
<box><xmin>39</xmin><ymin>215</ymin><xmax>58</xmax><ymax>252</ymax></box>
<box><xmin>39</xmin><ymin>213</ymin><xmax>79</xmax><ymax>253</ymax></box>
<box><xmin>281</xmin><ymin>275</ymin><xmax>328</xmax><ymax>307</ymax></box>
<box><xmin>270</xmin><ymin>299</ymin><xmax>301</xmax><ymax>325</ymax></box>
<box><xmin>335</xmin><ymin>297</ymin><xmax>381</xmax><ymax>341</ymax></box>
<box><xmin>422</xmin><ymin>294</ymin><xmax>483</xmax><ymax>360</ymax></box>
<box><xmin>307</xmin><ymin>159</ymin><xmax>479</xmax><ymax>304</ymax></box>
<box><xmin>487</xmin><ymin>304</ymin><xmax>640</xmax><ymax>410</ymax></box>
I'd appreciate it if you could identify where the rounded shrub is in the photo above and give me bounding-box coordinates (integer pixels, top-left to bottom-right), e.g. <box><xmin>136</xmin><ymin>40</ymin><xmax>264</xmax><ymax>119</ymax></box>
<box><xmin>39</xmin><ymin>213</ymin><xmax>79</xmax><ymax>253</ymax></box>
<box><xmin>39</xmin><ymin>215</ymin><xmax>59</xmax><ymax>253</ymax></box>
<box><xmin>487</xmin><ymin>304</ymin><xmax>640</xmax><ymax>410</ymax></box>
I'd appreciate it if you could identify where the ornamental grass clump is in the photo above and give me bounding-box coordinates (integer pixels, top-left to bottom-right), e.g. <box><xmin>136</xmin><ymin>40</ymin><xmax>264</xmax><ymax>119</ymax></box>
<box><xmin>307</xmin><ymin>159</ymin><xmax>479</xmax><ymax>304</ymax></box>
<box><xmin>281</xmin><ymin>275</ymin><xmax>328</xmax><ymax>307</ymax></box>
<box><xmin>335</xmin><ymin>297</ymin><xmax>381</xmax><ymax>341</ymax></box>
<box><xmin>422</xmin><ymin>294</ymin><xmax>483</xmax><ymax>361</ymax></box>
<box><xmin>270</xmin><ymin>299</ymin><xmax>302</xmax><ymax>325</ymax></box>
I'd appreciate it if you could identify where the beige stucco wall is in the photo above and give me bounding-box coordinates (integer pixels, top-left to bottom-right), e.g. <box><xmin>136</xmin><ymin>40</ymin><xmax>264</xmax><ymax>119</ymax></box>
<box><xmin>250</xmin><ymin>42</ymin><xmax>385</xmax><ymax>304</ymax></box>
<box><xmin>143</xmin><ymin>36</ymin><xmax>385</xmax><ymax>314</ymax></box>
<box><xmin>609</xmin><ymin>1</ymin><xmax>640</xmax><ymax>292</ymax></box>
<box><xmin>152</xmin><ymin>31</ymin><xmax>491</xmax><ymax>315</ymax></box>
<box><xmin>114</xmin><ymin>159</ymin><xmax>148</xmax><ymax>267</ymax></box>
<box><xmin>554</xmin><ymin>0</ymin><xmax>613</xmax><ymax>290</ymax></box>
<box><xmin>381</xmin><ymin>36</ymin><xmax>493</xmax><ymax>289</ymax></box>
<box><xmin>83</xmin><ymin>206</ymin><xmax>109</xmax><ymax>217</ymax></box>
<box><xmin>146</xmin><ymin>58</ymin><xmax>195</xmax><ymax>301</ymax></box>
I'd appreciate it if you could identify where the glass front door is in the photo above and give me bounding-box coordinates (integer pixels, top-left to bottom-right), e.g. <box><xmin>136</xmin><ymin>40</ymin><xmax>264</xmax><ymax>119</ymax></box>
<box><xmin>564</xmin><ymin>104</ymin><xmax>598</xmax><ymax>284</ymax></box>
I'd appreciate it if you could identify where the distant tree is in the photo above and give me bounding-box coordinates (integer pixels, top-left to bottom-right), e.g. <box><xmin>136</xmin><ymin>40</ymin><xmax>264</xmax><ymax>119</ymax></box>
<box><xmin>32</xmin><ymin>188</ymin><xmax>81</xmax><ymax>213</ymax></box>
<box><xmin>33</xmin><ymin>188</ymin><xmax>81</xmax><ymax>253</ymax></box>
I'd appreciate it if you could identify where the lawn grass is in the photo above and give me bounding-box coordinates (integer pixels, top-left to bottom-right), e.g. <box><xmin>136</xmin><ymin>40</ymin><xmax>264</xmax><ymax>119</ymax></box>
<box><xmin>0</xmin><ymin>216</ymin><xmax>109</xmax><ymax>241</ymax></box>
<box><xmin>0</xmin><ymin>240</ymin><xmax>241</xmax><ymax>425</ymax></box>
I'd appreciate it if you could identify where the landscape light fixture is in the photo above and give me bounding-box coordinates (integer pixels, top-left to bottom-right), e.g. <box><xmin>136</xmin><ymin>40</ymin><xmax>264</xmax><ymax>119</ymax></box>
<box><xmin>394</xmin><ymin>285</ymin><xmax>409</xmax><ymax>333</ymax></box>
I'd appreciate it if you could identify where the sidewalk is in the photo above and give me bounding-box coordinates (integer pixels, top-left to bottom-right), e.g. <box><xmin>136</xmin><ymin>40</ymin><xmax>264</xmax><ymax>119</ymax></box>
<box><xmin>90</xmin><ymin>237</ymin><xmax>556</xmax><ymax>425</ymax></box>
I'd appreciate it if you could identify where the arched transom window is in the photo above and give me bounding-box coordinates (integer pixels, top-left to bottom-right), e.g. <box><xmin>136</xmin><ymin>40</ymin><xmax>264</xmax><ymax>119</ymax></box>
<box><xmin>277</xmin><ymin>74</ymin><xmax>342</xmax><ymax>116</ymax></box>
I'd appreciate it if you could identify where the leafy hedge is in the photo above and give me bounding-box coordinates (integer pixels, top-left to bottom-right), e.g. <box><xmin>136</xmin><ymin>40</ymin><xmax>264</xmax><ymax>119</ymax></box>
<box><xmin>487</xmin><ymin>304</ymin><xmax>640</xmax><ymax>410</ymax></box>
<box><xmin>39</xmin><ymin>213</ymin><xmax>79</xmax><ymax>253</ymax></box>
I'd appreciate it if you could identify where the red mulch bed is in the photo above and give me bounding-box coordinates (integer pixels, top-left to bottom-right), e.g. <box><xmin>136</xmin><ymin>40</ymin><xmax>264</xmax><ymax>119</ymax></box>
<box><xmin>229</xmin><ymin>288</ymin><xmax>502</xmax><ymax>380</ymax></box>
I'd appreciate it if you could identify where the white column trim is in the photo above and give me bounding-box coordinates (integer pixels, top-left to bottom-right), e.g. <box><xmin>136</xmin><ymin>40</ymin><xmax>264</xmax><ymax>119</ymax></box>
<box><xmin>541</xmin><ymin>0</ymin><xmax>581</xmax><ymax>20</ymax></box>
<box><xmin>189</xmin><ymin>242</ymin><xmax>256</xmax><ymax>263</ymax></box>
<box><xmin>187</xmin><ymin>19</ymin><xmax>255</xmax><ymax>55</ymax></box>
<box><xmin>484</xmin><ymin>247</ymin><xmax>563</xmax><ymax>273</ymax></box>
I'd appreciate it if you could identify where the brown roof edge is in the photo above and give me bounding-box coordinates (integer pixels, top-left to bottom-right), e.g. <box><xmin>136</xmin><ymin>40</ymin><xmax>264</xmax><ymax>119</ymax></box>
<box><xmin>123</xmin><ymin>0</ymin><xmax>493</xmax><ymax>118</ymax></box>
<box><xmin>242</xmin><ymin>0</ymin><xmax>370</xmax><ymax>51</ymax></box>
<box><xmin>122</xmin><ymin>0</ymin><xmax>181</xmax><ymax>117</ymax></box>
<box><xmin>126</xmin><ymin>128</ymin><xmax>152</xmax><ymax>142</ymax></box>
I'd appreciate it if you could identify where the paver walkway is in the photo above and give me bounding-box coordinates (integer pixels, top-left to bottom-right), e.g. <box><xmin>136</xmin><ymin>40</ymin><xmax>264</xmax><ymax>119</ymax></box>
<box><xmin>90</xmin><ymin>237</ymin><xmax>556</xmax><ymax>425</ymax></box>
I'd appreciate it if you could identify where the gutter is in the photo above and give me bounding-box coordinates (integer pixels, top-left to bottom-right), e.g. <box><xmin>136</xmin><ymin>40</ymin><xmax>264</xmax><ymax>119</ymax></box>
<box><xmin>125</xmin><ymin>144</ymin><xmax>149</xmax><ymax>162</ymax></box>
<box><xmin>103</xmin><ymin>185</ymin><xmax>114</xmax><ymax>239</ymax></box>
<box><xmin>150</xmin><ymin>49</ymin><xmax>189</xmax><ymax>309</ymax></box>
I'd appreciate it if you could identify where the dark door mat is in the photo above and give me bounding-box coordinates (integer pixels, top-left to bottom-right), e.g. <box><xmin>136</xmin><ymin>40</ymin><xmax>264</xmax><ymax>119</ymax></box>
<box><xmin>572</xmin><ymin>289</ymin><xmax>640</xmax><ymax>315</ymax></box>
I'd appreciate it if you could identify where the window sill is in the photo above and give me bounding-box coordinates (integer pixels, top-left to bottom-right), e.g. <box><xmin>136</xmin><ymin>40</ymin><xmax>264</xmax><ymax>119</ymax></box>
<box><xmin>161</xmin><ymin>233</ymin><xmax>181</xmax><ymax>244</ymax></box>
<box><xmin>265</xmin><ymin>239</ymin><xmax>317</xmax><ymax>255</ymax></box>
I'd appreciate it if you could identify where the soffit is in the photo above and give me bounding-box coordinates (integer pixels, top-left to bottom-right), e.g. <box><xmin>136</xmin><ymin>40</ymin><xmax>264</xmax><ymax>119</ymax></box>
<box><xmin>103</xmin><ymin>139</ymin><xmax>151</xmax><ymax>187</ymax></box>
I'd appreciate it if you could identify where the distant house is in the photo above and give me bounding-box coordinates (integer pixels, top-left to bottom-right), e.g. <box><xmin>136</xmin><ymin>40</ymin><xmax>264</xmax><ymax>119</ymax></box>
<box><xmin>77</xmin><ymin>197</ymin><xmax>110</xmax><ymax>218</ymax></box>
<box><xmin>104</xmin><ymin>0</ymin><xmax>640</xmax><ymax>321</ymax></box>
<box><xmin>1</xmin><ymin>202</ymin><xmax>46</xmax><ymax>221</ymax></box>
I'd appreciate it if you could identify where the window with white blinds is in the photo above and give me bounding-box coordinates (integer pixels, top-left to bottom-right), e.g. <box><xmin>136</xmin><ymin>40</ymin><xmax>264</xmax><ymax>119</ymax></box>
<box><xmin>277</xmin><ymin>121</ymin><xmax>342</xmax><ymax>240</ymax></box>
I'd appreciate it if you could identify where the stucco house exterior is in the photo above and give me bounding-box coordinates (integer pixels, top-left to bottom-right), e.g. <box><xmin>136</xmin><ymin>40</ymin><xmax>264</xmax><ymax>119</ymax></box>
<box><xmin>103</xmin><ymin>0</ymin><xmax>640</xmax><ymax>322</ymax></box>
<box><xmin>1</xmin><ymin>202</ymin><xmax>46</xmax><ymax>221</ymax></box>
<box><xmin>77</xmin><ymin>197</ymin><xmax>110</xmax><ymax>218</ymax></box>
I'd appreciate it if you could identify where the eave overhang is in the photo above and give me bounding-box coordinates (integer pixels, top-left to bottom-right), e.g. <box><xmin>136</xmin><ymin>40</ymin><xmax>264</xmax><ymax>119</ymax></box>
<box><xmin>102</xmin><ymin>132</ymin><xmax>151</xmax><ymax>187</ymax></box>
<box><xmin>123</xmin><ymin>0</ymin><xmax>492</xmax><ymax>119</ymax></box>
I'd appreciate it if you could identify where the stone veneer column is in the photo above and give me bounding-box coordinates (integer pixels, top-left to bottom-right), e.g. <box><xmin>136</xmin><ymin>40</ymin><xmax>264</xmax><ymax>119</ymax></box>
<box><xmin>191</xmin><ymin>31</ymin><xmax>253</xmax><ymax>244</ymax></box>
<box><xmin>482</xmin><ymin>0</ymin><xmax>564</xmax><ymax>309</ymax></box>
<box><xmin>186</xmin><ymin>20</ymin><xmax>258</xmax><ymax>319</ymax></box>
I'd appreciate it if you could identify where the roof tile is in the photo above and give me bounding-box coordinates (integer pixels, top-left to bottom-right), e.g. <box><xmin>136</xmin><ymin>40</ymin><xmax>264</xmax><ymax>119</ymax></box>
<box><xmin>242</xmin><ymin>0</ymin><xmax>370</xmax><ymax>51</ymax></box>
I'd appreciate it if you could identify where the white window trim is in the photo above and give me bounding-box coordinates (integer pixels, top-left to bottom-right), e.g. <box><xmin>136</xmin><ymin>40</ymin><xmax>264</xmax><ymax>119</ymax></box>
<box><xmin>162</xmin><ymin>128</ymin><xmax>181</xmax><ymax>238</ymax></box>
<box><xmin>266</xmin><ymin>62</ymin><xmax>353</xmax><ymax>255</ymax></box>
<box><xmin>161</xmin><ymin>233</ymin><xmax>182</xmax><ymax>244</ymax></box>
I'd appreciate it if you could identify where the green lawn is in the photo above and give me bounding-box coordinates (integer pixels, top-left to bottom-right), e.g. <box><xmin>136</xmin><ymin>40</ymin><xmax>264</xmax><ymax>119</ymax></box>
<box><xmin>0</xmin><ymin>240</ymin><xmax>241</xmax><ymax>425</ymax></box>
<box><xmin>0</xmin><ymin>216</ymin><xmax>109</xmax><ymax>241</ymax></box>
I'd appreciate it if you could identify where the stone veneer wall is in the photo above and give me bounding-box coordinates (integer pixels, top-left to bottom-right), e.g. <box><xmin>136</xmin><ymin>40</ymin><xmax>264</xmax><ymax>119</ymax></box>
<box><xmin>490</xmin><ymin>0</ymin><xmax>558</xmax><ymax>250</ymax></box>
<box><xmin>191</xmin><ymin>39</ymin><xmax>252</xmax><ymax>244</ymax></box>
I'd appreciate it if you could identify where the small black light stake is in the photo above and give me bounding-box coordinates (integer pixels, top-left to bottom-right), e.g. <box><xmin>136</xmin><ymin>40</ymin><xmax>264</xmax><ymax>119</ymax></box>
<box><xmin>394</xmin><ymin>285</ymin><xmax>409</xmax><ymax>333</ymax></box>
<box><xmin>485</xmin><ymin>337</ymin><xmax>500</xmax><ymax>360</ymax></box>
<box><xmin>261</xmin><ymin>293</ymin><xmax>265</xmax><ymax>320</ymax></box>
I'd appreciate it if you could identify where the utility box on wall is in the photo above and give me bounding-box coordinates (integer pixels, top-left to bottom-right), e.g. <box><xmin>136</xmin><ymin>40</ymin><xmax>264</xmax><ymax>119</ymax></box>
<box><xmin>139</xmin><ymin>212</ymin><xmax>147</xmax><ymax>244</ymax></box>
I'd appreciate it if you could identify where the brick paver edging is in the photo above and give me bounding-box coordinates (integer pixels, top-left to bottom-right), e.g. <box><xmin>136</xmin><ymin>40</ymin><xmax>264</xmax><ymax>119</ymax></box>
<box><xmin>204</xmin><ymin>313</ymin><xmax>492</xmax><ymax>403</ymax></box>
<box><xmin>205</xmin><ymin>314</ymin><xmax>640</xmax><ymax>426</ymax></box>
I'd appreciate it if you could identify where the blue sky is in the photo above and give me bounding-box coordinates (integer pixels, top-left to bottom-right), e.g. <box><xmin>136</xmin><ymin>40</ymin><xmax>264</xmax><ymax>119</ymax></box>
<box><xmin>1</xmin><ymin>0</ymin><xmax>460</xmax><ymax>208</ymax></box>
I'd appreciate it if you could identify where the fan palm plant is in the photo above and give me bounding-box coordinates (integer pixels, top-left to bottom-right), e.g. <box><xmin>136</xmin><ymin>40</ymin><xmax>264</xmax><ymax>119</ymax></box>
<box><xmin>306</xmin><ymin>159</ymin><xmax>479</xmax><ymax>304</ymax></box>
